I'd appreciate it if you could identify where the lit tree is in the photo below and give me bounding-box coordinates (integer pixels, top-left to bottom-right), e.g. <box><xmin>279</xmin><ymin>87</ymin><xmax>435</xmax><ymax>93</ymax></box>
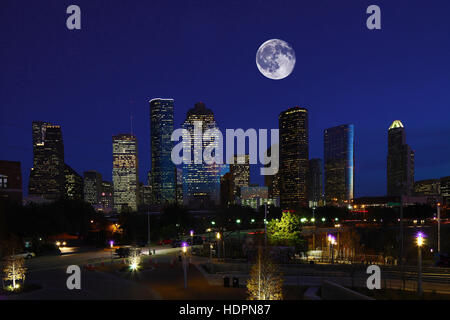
<box><xmin>127</xmin><ymin>249</ymin><xmax>141</xmax><ymax>271</ymax></box>
<box><xmin>247</xmin><ymin>249</ymin><xmax>283</xmax><ymax>300</ymax></box>
<box><xmin>267</xmin><ymin>212</ymin><xmax>303</xmax><ymax>247</ymax></box>
<box><xmin>2</xmin><ymin>256</ymin><xmax>27</xmax><ymax>291</ymax></box>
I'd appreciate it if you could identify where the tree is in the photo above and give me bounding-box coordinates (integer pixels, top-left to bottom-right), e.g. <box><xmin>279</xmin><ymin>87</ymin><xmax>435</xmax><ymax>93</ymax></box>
<box><xmin>2</xmin><ymin>255</ymin><xmax>27</xmax><ymax>291</ymax></box>
<box><xmin>267</xmin><ymin>212</ymin><xmax>303</xmax><ymax>247</ymax></box>
<box><xmin>247</xmin><ymin>249</ymin><xmax>283</xmax><ymax>300</ymax></box>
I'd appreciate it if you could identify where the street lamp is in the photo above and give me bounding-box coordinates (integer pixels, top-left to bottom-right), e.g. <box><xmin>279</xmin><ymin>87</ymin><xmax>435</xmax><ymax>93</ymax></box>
<box><xmin>416</xmin><ymin>232</ymin><xmax>425</xmax><ymax>296</ymax></box>
<box><xmin>216</xmin><ymin>232</ymin><xmax>221</xmax><ymax>260</ymax></box>
<box><xmin>236</xmin><ymin>219</ymin><xmax>241</xmax><ymax>245</ymax></box>
<box><xmin>328</xmin><ymin>234</ymin><xmax>337</xmax><ymax>264</ymax></box>
<box><xmin>182</xmin><ymin>242</ymin><xmax>188</xmax><ymax>288</ymax></box>
<box><xmin>190</xmin><ymin>230</ymin><xmax>194</xmax><ymax>248</ymax></box>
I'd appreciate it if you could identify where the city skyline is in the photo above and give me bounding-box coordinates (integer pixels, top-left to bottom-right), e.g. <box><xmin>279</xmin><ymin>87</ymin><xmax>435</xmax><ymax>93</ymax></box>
<box><xmin>2</xmin><ymin>1</ymin><xmax>450</xmax><ymax>198</ymax></box>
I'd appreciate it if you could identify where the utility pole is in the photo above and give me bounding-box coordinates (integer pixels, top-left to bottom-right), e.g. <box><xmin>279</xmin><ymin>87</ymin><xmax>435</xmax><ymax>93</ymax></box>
<box><xmin>312</xmin><ymin>207</ymin><xmax>316</xmax><ymax>250</ymax></box>
<box><xmin>147</xmin><ymin>207</ymin><xmax>151</xmax><ymax>254</ymax></box>
<box><xmin>264</xmin><ymin>204</ymin><xmax>268</xmax><ymax>247</ymax></box>
<box><xmin>437</xmin><ymin>202</ymin><xmax>441</xmax><ymax>254</ymax></box>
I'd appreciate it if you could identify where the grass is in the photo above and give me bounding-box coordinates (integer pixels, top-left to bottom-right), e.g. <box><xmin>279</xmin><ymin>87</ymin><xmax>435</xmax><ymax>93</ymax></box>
<box><xmin>0</xmin><ymin>283</ymin><xmax>42</xmax><ymax>295</ymax></box>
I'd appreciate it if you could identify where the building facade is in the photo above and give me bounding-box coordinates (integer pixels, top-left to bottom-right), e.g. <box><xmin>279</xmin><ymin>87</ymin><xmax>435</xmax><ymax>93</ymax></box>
<box><xmin>29</xmin><ymin>121</ymin><xmax>65</xmax><ymax>200</ymax></box>
<box><xmin>182</xmin><ymin>102</ymin><xmax>221</xmax><ymax>208</ymax></box>
<box><xmin>324</xmin><ymin>124</ymin><xmax>354</xmax><ymax>206</ymax></box>
<box><xmin>113</xmin><ymin>134</ymin><xmax>139</xmax><ymax>212</ymax></box>
<box><xmin>387</xmin><ymin>120</ymin><xmax>415</xmax><ymax>197</ymax></box>
<box><xmin>100</xmin><ymin>181</ymin><xmax>114</xmax><ymax>213</ymax></box>
<box><xmin>64</xmin><ymin>164</ymin><xmax>83</xmax><ymax>201</ymax></box>
<box><xmin>229</xmin><ymin>154</ymin><xmax>250</xmax><ymax>203</ymax></box>
<box><xmin>307</xmin><ymin>158</ymin><xmax>323</xmax><ymax>207</ymax></box>
<box><xmin>150</xmin><ymin>98</ymin><xmax>176</xmax><ymax>206</ymax></box>
<box><xmin>83</xmin><ymin>170</ymin><xmax>102</xmax><ymax>207</ymax></box>
<box><xmin>279</xmin><ymin>107</ymin><xmax>309</xmax><ymax>210</ymax></box>
<box><xmin>414</xmin><ymin>179</ymin><xmax>440</xmax><ymax>196</ymax></box>
<box><xmin>440</xmin><ymin>176</ymin><xmax>450</xmax><ymax>206</ymax></box>
<box><xmin>0</xmin><ymin>160</ymin><xmax>22</xmax><ymax>204</ymax></box>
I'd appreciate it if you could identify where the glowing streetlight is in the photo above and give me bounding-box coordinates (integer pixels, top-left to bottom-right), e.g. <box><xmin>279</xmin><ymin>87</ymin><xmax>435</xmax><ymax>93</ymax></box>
<box><xmin>236</xmin><ymin>219</ymin><xmax>241</xmax><ymax>224</ymax></box>
<box><xmin>251</xmin><ymin>219</ymin><xmax>255</xmax><ymax>223</ymax></box>
<box><xmin>321</xmin><ymin>217</ymin><xmax>326</xmax><ymax>222</ymax></box>
<box><xmin>416</xmin><ymin>232</ymin><xmax>425</xmax><ymax>296</ymax></box>
<box><xmin>327</xmin><ymin>234</ymin><xmax>337</xmax><ymax>264</ymax></box>
<box><xmin>211</xmin><ymin>221</ymin><xmax>216</xmax><ymax>225</ymax></box>
<box><xmin>181</xmin><ymin>242</ymin><xmax>188</xmax><ymax>288</ymax></box>
<box><xmin>216</xmin><ymin>232</ymin><xmax>221</xmax><ymax>240</ymax></box>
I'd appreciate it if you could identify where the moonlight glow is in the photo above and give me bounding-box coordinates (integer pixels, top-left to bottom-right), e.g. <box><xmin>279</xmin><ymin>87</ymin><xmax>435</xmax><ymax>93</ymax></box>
<box><xmin>256</xmin><ymin>39</ymin><xmax>296</xmax><ymax>80</ymax></box>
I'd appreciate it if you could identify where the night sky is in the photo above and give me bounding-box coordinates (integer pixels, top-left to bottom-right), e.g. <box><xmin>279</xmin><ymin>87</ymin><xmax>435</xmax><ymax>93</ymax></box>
<box><xmin>1</xmin><ymin>0</ymin><xmax>450</xmax><ymax>197</ymax></box>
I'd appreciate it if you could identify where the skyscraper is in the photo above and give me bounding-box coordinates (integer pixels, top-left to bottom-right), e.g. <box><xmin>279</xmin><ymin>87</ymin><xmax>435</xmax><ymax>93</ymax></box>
<box><xmin>29</xmin><ymin>121</ymin><xmax>65</xmax><ymax>200</ymax></box>
<box><xmin>324</xmin><ymin>124</ymin><xmax>354</xmax><ymax>205</ymax></box>
<box><xmin>182</xmin><ymin>102</ymin><xmax>221</xmax><ymax>208</ymax></box>
<box><xmin>150</xmin><ymin>98</ymin><xmax>176</xmax><ymax>206</ymax></box>
<box><xmin>264</xmin><ymin>147</ymin><xmax>280</xmax><ymax>206</ymax></box>
<box><xmin>220</xmin><ymin>172</ymin><xmax>233</xmax><ymax>207</ymax></box>
<box><xmin>83</xmin><ymin>170</ymin><xmax>102</xmax><ymax>207</ymax></box>
<box><xmin>113</xmin><ymin>134</ymin><xmax>139</xmax><ymax>212</ymax></box>
<box><xmin>387</xmin><ymin>120</ymin><xmax>415</xmax><ymax>197</ymax></box>
<box><xmin>279</xmin><ymin>107</ymin><xmax>309</xmax><ymax>210</ymax></box>
<box><xmin>175</xmin><ymin>167</ymin><xmax>183</xmax><ymax>205</ymax></box>
<box><xmin>100</xmin><ymin>181</ymin><xmax>114</xmax><ymax>213</ymax></box>
<box><xmin>307</xmin><ymin>158</ymin><xmax>323</xmax><ymax>207</ymax></box>
<box><xmin>439</xmin><ymin>176</ymin><xmax>450</xmax><ymax>206</ymax></box>
<box><xmin>64</xmin><ymin>164</ymin><xmax>83</xmax><ymax>201</ymax></box>
<box><xmin>229</xmin><ymin>154</ymin><xmax>250</xmax><ymax>202</ymax></box>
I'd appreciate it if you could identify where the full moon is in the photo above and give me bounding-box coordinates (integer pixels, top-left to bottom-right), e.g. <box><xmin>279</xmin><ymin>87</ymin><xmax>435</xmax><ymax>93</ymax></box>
<box><xmin>256</xmin><ymin>39</ymin><xmax>296</xmax><ymax>80</ymax></box>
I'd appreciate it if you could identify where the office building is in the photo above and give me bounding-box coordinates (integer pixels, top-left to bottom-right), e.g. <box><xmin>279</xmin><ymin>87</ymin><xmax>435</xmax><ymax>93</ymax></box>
<box><xmin>64</xmin><ymin>164</ymin><xmax>83</xmax><ymax>201</ymax></box>
<box><xmin>83</xmin><ymin>170</ymin><xmax>102</xmax><ymax>206</ymax></box>
<box><xmin>113</xmin><ymin>134</ymin><xmax>139</xmax><ymax>212</ymax></box>
<box><xmin>150</xmin><ymin>98</ymin><xmax>176</xmax><ymax>206</ymax></box>
<box><xmin>0</xmin><ymin>160</ymin><xmax>22</xmax><ymax>204</ymax></box>
<box><xmin>29</xmin><ymin>121</ymin><xmax>65</xmax><ymax>200</ymax></box>
<box><xmin>387</xmin><ymin>120</ymin><xmax>415</xmax><ymax>196</ymax></box>
<box><xmin>230</xmin><ymin>154</ymin><xmax>250</xmax><ymax>202</ymax></box>
<box><xmin>279</xmin><ymin>107</ymin><xmax>309</xmax><ymax>210</ymax></box>
<box><xmin>324</xmin><ymin>124</ymin><xmax>354</xmax><ymax>205</ymax></box>
<box><xmin>307</xmin><ymin>158</ymin><xmax>323</xmax><ymax>207</ymax></box>
<box><xmin>182</xmin><ymin>102</ymin><xmax>221</xmax><ymax>208</ymax></box>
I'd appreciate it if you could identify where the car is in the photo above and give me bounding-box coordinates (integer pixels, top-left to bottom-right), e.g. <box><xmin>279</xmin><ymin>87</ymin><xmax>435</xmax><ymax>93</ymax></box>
<box><xmin>158</xmin><ymin>239</ymin><xmax>172</xmax><ymax>245</ymax></box>
<box><xmin>115</xmin><ymin>247</ymin><xmax>131</xmax><ymax>258</ymax></box>
<box><xmin>188</xmin><ymin>236</ymin><xmax>204</xmax><ymax>245</ymax></box>
<box><xmin>12</xmin><ymin>251</ymin><xmax>36</xmax><ymax>259</ymax></box>
<box><xmin>171</xmin><ymin>240</ymin><xmax>183</xmax><ymax>248</ymax></box>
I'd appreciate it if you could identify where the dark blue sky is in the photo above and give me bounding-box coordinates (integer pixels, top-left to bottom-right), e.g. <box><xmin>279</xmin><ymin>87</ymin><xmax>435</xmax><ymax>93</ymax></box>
<box><xmin>1</xmin><ymin>0</ymin><xmax>450</xmax><ymax>197</ymax></box>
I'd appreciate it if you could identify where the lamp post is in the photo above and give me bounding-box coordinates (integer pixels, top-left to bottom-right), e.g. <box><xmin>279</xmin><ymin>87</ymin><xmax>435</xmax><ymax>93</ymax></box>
<box><xmin>236</xmin><ymin>219</ymin><xmax>241</xmax><ymax>246</ymax></box>
<box><xmin>109</xmin><ymin>240</ymin><xmax>114</xmax><ymax>264</ymax></box>
<box><xmin>312</xmin><ymin>207</ymin><xmax>316</xmax><ymax>250</ymax></box>
<box><xmin>437</xmin><ymin>203</ymin><xmax>441</xmax><ymax>254</ymax></box>
<box><xmin>182</xmin><ymin>242</ymin><xmax>188</xmax><ymax>289</ymax></box>
<box><xmin>264</xmin><ymin>204</ymin><xmax>268</xmax><ymax>247</ymax></box>
<box><xmin>416</xmin><ymin>232</ymin><xmax>424</xmax><ymax>296</ymax></box>
<box><xmin>216</xmin><ymin>232</ymin><xmax>221</xmax><ymax>261</ymax></box>
<box><xmin>190</xmin><ymin>230</ymin><xmax>194</xmax><ymax>250</ymax></box>
<box><xmin>328</xmin><ymin>234</ymin><xmax>336</xmax><ymax>264</ymax></box>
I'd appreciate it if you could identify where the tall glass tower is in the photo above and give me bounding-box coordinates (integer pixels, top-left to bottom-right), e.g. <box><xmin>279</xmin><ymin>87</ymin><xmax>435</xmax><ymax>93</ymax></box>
<box><xmin>112</xmin><ymin>134</ymin><xmax>139</xmax><ymax>212</ymax></box>
<box><xmin>279</xmin><ymin>107</ymin><xmax>309</xmax><ymax>210</ymax></box>
<box><xmin>182</xmin><ymin>102</ymin><xmax>221</xmax><ymax>208</ymax></box>
<box><xmin>324</xmin><ymin>124</ymin><xmax>354</xmax><ymax>205</ymax></box>
<box><xmin>387</xmin><ymin>120</ymin><xmax>414</xmax><ymax>197</ymax></box>
<box><xmin>150</xmin><ymin>98</ymin><xmax>176</xmax><ymax>206</ymax></box>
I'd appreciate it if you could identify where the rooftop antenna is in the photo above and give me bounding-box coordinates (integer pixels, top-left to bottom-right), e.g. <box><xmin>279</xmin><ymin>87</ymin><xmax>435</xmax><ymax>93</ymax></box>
<box><xmin>130</xmin><ymin>114</ymin><xmax>133</xmax><ymax>136</ymax></box>
<box><xmin>129</xmin><ymin>99</ymin><xmax>135</xmax><ymax>136</ymax></box>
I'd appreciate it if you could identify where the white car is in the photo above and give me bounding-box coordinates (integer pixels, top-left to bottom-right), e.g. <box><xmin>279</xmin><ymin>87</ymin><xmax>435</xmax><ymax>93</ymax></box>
<box><xmin>12</xmin><ymin>251</ymin><xmax>36</xmax><ymax>259</ymax></box>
